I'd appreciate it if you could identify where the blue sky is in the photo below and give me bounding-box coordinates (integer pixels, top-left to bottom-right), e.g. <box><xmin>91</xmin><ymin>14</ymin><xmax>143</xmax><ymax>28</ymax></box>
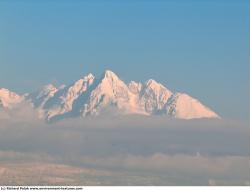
<box><xmin>0</xmin><ymin>0</ymin><xmax>250</xmax><ymax>119</ymax></box>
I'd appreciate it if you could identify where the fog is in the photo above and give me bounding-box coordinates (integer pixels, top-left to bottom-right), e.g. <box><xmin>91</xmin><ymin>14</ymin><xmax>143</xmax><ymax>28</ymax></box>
<box><xmin>0</xmin><ymin>107</ymin><xmax>250</xmax><ymax>185</ymax></box>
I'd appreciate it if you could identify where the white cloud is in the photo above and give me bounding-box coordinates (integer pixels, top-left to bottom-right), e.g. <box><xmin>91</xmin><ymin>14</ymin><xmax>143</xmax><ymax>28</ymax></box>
<box><xmin>0</xmin><ymin>110</ymin><xmax>250</xmax><ymax>185</ymax></box>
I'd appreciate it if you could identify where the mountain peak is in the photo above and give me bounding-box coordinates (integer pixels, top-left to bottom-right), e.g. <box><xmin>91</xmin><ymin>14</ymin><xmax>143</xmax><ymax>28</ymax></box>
<box><xmin>98</xmin><ymin>70</ymin><xmax>126</xmax><ymax>88</ymax></box>
<box><xmin>83</xmin><ymin>73</ymin><xmax>95</xmax><ymax>81</ymax></box>
<box><xmin>38</xmin><ymin>84</ymin><xmax>58</xmax><ymax>97</ymax></box>
<box><xmin>128</xmin><ymin>81</ymin><xmax>142</xmax><ymax>94</ymax></box>
<box><xmin>166</xmin><ymin>92</ymin><xmax>220</xmax><ymax>119</ymax></box>
<box><xmin>42</xmin><ymin>84</ymin><xmax>57</xmax><ymax>92</ymax></box>
<box><xmin>0</xmin><ymin>88</ymin><xmax>21</xmax><ymax>98</ymax></box>
<box><xmin>102</xmin><ymin>70</ymin><xmax>119</xmax><ymax>80</ymax></box>
<box><xmin>0</xmin><ymin>88</ymin><xmax>10</xmax><ymax>93</ymax></box>
<box><xmin>146</xmin><ymin>79</ymin><xmax>157</xmax><ymax>85</ymax></box>
<box><xmin>146</xmin><ymin>79</ymin><xmax>160</xmax><ymax>87</ymax></box>
<box><xmin>0</xmin><ymin>88</ymin><xmax>22</xmax><ymax>108</ymax></box>
<box><xmin>145</xmin><ymin>79</ymin><xmax>169</xmax><ymax>92</ymax></box>
<box><xmin>96</xmin><ymin>70</ymin><xmax>128</xmax><ymax>92</ymax></box>
<box><xmin>1</xmin><ymin>70</ymin><xmax>220</xmax><ymax>121</ymax></box>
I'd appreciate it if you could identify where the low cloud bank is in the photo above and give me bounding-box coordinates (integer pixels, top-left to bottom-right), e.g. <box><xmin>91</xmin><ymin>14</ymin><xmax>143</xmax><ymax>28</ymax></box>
<box><xmin>0</xmin><ymin>107</ymin><xmax>250</xmax><ymax>185</ymax></box>
<box><xmin>0</xmin><ymin>150</ymin><xmax>250</xmax><ymax>186</ymax></box>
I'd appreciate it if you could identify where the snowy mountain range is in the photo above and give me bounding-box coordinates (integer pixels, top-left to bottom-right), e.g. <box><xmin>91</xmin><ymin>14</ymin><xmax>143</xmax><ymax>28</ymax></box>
<box><xmin>0</xmin><ymin>70</ymin><xmax>219</xmax><ymax>122</ymax></box>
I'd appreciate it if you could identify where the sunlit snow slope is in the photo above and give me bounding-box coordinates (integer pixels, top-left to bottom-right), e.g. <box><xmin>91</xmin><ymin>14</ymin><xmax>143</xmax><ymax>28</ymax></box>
<box><xmin>1</xmin><ymin>70</ymin><xmax>220</xmax><ymax>121</ymax></box>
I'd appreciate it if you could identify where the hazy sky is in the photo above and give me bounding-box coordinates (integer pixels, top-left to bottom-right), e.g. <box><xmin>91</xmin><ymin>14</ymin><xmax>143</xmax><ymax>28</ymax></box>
<box><xmin>1</xmin><ymin>0</ymin><xmax>250</xmax><ymax>119</ymax></box>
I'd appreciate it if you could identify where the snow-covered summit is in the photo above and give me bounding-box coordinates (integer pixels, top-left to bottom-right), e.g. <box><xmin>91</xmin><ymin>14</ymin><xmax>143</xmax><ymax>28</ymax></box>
<box><xmin>26</xmin><ymin>84</ymin><xmax>58</xmax><ymax>108</ymax></box>
<box><xmin>128</xmin><ymin>81</ymin><xmax>142</xmax><ymax>94</ymax></box>
<box><xmin>0</xmin><ymin>88</ymin><xmax>23</xmax><ymax>109</ymax></box>
<box><xmin>1</xmin><ymin>70</ymin><xmax>220</xmax><ymax>121</ymax></box>
<box><xmin>139</xmin><ymin>79</ymin><xmax>172</xmax><ymax>114</ymax></box>
<box><xmin>165</xmin><ymin>93</ymin><xmax>219</xmax><ymax>119</ymax></box>
<box><xmin>41</xmin><ymin>73</ymin><xmax>96</xmax><ymax>121</ymax></box>
<box><xmin>82</xmin><ymin>70</ymin><xmax>132</xmax><ymax>116</ymax></box>
<box><xmin>38</xmin><ymin>84</ymin><xmax>58</xmax><ymax>98</ymax></box>
<box><xmin>102</xmin><ymin>70</ymin><xmax>119</xmax><ymax>80</ymax></box>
